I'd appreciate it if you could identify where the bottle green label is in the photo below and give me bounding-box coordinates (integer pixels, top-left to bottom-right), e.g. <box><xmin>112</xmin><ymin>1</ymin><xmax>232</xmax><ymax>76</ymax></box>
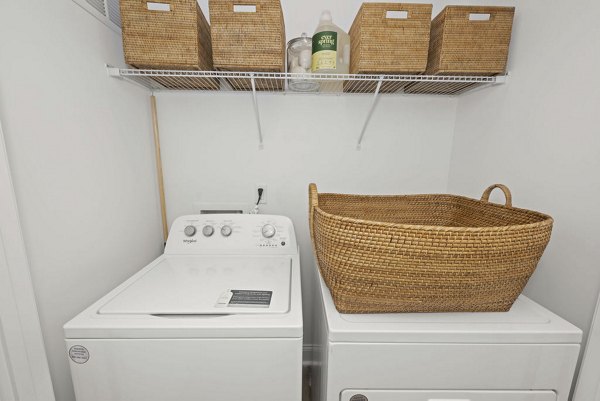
<box><xmin>312</xmin><ymin>31</ymin><xmax>337</xmax><ymax>53</ymax></box>
<box><xmin>312</xmin><ymin>31</ymin><xmax>338</xmax><ymax>72</ymax></box>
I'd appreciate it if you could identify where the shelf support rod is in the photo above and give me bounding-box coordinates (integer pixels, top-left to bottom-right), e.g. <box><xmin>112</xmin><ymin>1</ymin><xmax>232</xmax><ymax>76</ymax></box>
<box><xmin>356</xmin><ymin>75</ymin><xmax>383</xmax><ymax>150</ymax></box>
<box><xmin>250</xmin><ymin>74</ymin><xmax>264</xmax><ymax>150</ymax></box>
<box><xmin>356</xmin><ymin>77</ymin><xmax>383</xmax><ymax>150</ymax></box>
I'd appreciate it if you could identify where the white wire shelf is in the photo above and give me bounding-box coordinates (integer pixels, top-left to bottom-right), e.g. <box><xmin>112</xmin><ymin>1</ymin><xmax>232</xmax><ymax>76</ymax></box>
<box><xmin>106</xmin><ymin>65</ymin><xmax>508</xmax><ymax>149</ymax></box>
<box><xmin>107</xmin><ymin>66</ymin><xmax>507</xmax><ymax>96</ymax></box>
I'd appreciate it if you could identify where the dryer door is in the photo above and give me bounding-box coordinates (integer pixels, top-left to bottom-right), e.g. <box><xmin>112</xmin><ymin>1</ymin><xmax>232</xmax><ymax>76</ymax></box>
<box><xmin>340</xmin><ymin>390</ymin><xmax>556</xmax><ymax>401</ymax></box>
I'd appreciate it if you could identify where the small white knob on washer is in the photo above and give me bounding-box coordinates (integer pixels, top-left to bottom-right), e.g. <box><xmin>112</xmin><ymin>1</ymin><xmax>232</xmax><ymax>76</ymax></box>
<box><xmin>221</xmin><ymin>225</ymin><xmax>233</xmax><ymax>237</ymax></box>
<box><xmin>202</xmin><ymin>225</ymin><xmax>214</xmax><ymax>237</ymax></box>
<box><xmin>184</xmin><ymin>225</ymin><xmax>197</xmax><ymax>237</ymax></box>
<box><xmin>261</xmin><ymin>224</ymin><xmax>276</xmax><ymax>238</ymax></box>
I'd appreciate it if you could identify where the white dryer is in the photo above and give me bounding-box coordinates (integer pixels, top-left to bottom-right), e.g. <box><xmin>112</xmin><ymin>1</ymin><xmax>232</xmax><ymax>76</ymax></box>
<box><xmin>311</xmin><ymin>272</ymin><xmax>582</xmax><ymax>401</ymax></box>
<box><xmin>65</xmin><ymin>214</ymin><xmax>302</xmax><ymax>401</ymax></box>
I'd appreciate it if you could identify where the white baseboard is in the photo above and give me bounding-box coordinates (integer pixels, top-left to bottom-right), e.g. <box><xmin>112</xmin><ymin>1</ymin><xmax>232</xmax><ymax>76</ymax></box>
<box><xmin>303</xmin><ymin>344</ymin><xmax>314</xmax><ymax>367</ymax></box>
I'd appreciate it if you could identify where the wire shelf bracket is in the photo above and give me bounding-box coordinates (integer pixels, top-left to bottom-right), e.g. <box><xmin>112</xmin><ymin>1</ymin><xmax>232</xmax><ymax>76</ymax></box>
<box><xmin>250</xmin><ymin>75</ymin><xmax>264</xmax><ymax>150</ymax></box>
<box><xmin>357</xmin><ymin>77</ymin><xmax>383</xmax><ymax>150</ymax></box>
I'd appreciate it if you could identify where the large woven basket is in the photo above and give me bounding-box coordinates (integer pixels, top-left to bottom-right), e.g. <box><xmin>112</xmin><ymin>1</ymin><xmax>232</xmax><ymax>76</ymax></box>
<box><xmin>406</xmin><ymin>6</ymin><xmax>515</xmax><ymax>94</ymax></box>
<box><xmin>120</xmin><ymin>0</ymin><xmax>213</xmax><ymax>70</ymax></box>
<box><xmin>309</xmin><ymin>183</ymin><xmax>553</xmax><ymax>313</ymax></box>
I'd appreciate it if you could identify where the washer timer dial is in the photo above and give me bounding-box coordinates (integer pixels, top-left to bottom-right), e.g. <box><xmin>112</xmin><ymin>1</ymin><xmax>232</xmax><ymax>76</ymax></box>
<box><xmin>261</xmin><ymin>224</ymin><xmax>276</xmax><ymax>238</ymax></box>
<box><xmin>183</xmin><ymin>225</ymin><xmax>197</xmax><ymax>237</ymax></box>
<box><xmin>202</xmin><ymin>225</ymin><xmax>214</xmax><ymax>237</ymax></box>
<box><xmin>221</xmin><ymin>225</ymin><xmax>233</xmax><ymax>237</ymax></box>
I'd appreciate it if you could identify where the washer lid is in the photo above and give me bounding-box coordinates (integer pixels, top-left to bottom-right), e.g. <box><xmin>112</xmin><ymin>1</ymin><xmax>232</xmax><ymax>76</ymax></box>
<box><xmin>99</xmin><ymin>256</ymin><xmax>291</xmax><ymax>315</ymax></box>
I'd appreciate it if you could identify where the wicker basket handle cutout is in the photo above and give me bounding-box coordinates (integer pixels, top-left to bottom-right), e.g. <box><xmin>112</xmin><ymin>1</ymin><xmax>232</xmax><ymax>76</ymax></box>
<box><xmin>462</xmin><ymin>7</ymin><xmax>499</xmax><ymax>22</ymax></box>
<box><xmin>481</xmin><ymin>184</ymin><xmax>512</xmax><ymax>207</ymax></box>
<box><xmin>136</xmin><ymin>1</ymin><xmax>175</xmax><ymax>14</ymax></box>
<box><xmin>383</xmin><ymin>7</ymin><xmax>410</xmax><ymax>25</ymax></box>
<box><xmin>227</xmin><ymin>0</ymin><xmax>262</xmax><ymax>18</ymax></box>
<box><xmin>468</xmin><ymin>11</ymin><xmax>493</xmax><ymax>22</ymax></box>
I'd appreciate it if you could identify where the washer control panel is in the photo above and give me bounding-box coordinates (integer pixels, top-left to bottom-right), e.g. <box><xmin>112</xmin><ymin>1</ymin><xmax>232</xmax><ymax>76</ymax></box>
<box><xmin>165</xmin><ymin>214</ymin><xmax>297</xmax><ymax>255</ymax></box>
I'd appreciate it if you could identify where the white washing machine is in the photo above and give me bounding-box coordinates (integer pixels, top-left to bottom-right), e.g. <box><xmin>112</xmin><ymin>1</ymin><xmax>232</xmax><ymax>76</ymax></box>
<box><xmin>65</xmin><ymin>214</ymin><xmax>302</xmax><ymax>401</ymax></box>
<box><xmin>311</xmin><ymin>272</ymin><xmax>582</xmax><ymax>401</ymax></box>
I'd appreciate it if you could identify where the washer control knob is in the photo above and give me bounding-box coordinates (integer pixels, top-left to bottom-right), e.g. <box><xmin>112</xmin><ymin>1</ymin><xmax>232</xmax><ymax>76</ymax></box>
<box><xmin>202</xmin><ymin>225</ymin><xmax>214</xmax><ymax>237</ymax></box>
<box><xmin>183</xmin><ymin>225</ymin><xmax>197</xmax><ymax>237</ymax></box>
<box><xmin>261</xmin><ymin>224</ymin><xmax>276</xmax><ymax>238</ymax></box>
<box><xmin>221</xmin><ymin>225</ymin><xmax>233</xmax><ymax>237</ymax></box>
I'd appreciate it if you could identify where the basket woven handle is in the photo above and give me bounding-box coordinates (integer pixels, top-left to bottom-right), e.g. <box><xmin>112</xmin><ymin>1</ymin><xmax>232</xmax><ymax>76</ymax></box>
<box><xmin>308</xmin><ymin>183</ymin><xmax>319</xmax><ymax>241</ymax></box>
<box><xmin>481</xmin><ymin>184</ymin><xmax>512</xmax><ymax>207</ymax></box>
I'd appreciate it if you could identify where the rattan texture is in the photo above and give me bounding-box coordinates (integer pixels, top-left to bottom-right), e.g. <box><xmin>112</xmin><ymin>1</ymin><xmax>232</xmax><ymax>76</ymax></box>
<box><xmin>121</xmin><ymin>0</ymin><xmax>213</xmax><ymax>71</ymax></box>
<box><xmin>309</xmin><ymin>183</ymin><xmax>553</xmax><ymax>313</ymax></box>
<box><xmin>349</xmin><ymin>3</ymin><xmax>432</xmax><ymax>75</ymax></box>
<box><xmin>209</xmin><ymin>0</ymin><xmax>285</xmax><ymax>73</ymax></box>
<box><xmin>406</xmin><ymin>6</ymin><xmax>514</xmax><ymax>94</ymax></box>
<box><xmin>346</xmin><ymin>3</ymin><xmax>432</xmax><ymax>93</ymax></box>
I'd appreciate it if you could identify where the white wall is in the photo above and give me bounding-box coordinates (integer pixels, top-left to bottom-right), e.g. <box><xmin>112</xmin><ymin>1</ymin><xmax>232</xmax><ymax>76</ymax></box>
<box><xmin>447</xmin><ymin>0</ymin><xmax>600</xmax><ymax>393</ymax></box>
<box><xmin>0</xmin><ymin>2</ymin><xmax>164</xmax><ymax>401</ymax></box>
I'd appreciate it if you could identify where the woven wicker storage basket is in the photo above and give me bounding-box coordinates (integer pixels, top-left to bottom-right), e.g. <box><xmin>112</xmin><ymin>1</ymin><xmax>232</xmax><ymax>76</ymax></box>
<box><xmin>209</xmin><ymin>0</ymin><xmax>285</xmax><ymax>89</ymax></box>
<box><xmin>406</xmin><ymin>5</ymin><xmax>514</xmax><ymax>94</ymax></box>
<box><xmin>345</xmin><ymin>3</ymin><xmax>432</xmax><ymax>94</ymax></box>
<box><xmin>309</xmin><ymin>183</ymin><xmax>553</xmax><ymax>314</ymax></box>
<box><xmin>350</xmin><ymin>3</ymin><xmax>432</xmax><ymax>75</ymax></box>
<box><xmin>121</xmin><ymin>0</ymin><xmax>213</xmax><ymax>70</ymax></box>
<box><xmin>120</xmin><ymin>0</ymin><xmax>215</xmax><ymax>89</ymax></box>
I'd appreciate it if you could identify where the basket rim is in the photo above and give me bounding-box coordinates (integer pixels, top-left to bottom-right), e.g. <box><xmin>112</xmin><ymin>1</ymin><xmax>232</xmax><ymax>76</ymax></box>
<box><xmin>313</xmin><ymin>192</ymin><xmax>553</xmax><ymax>232</ymax></box>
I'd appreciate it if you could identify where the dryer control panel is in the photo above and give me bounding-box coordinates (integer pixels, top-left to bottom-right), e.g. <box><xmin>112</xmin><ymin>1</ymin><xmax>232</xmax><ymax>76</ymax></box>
<box><xmin>164</xmin><ymin>214</ymin><xmax>298</xmax><ymax>255</ymax></box>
